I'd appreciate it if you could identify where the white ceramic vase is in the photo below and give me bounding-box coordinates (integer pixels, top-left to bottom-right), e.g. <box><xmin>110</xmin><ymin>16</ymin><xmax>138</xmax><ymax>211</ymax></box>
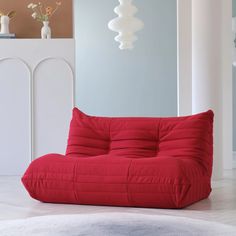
<box><xmin>0</xmin><ymin>15</ymin><xmax>10</xmax><ymax>34</ymax></box>
<box><xmin>41</xmin><ymin>21</ymin><xmax>51</xmax><ymax>39</ymax></box>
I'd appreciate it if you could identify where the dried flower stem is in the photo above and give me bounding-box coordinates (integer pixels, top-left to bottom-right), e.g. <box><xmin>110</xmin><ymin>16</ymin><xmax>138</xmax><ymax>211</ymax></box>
<box><xmin>28</xmin><ymin>1</ymin><xmax>61</xmax><ymax>23</ymax></box>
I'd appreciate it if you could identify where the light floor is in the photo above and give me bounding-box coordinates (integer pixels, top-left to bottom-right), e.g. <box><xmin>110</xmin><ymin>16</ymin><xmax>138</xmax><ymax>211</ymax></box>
<box><xmin>0</xmin><ymin>170</ymin><xmax>235</xmax><ymax>226</ymax></box>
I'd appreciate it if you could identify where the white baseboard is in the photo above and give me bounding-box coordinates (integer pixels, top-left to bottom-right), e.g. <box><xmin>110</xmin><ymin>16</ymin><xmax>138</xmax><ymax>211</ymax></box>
<box><xmin>233</xmin><ymin>152</ymin><xmax>236</xmax><ymax>169</ymax></box>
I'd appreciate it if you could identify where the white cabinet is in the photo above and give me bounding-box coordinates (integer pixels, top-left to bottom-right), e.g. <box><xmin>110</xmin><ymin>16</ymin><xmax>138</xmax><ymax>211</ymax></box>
<box><xmin>0</xmin><ymin>39</ymin><xmax>75</xmax><ymax>175</ymax></box>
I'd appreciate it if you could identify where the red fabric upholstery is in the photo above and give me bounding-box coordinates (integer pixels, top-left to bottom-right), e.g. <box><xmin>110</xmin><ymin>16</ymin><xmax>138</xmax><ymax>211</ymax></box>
<box><xmin>22</xmin><ymin>108</ymin><xmax>213</xmax><ymax>208</ymax></box>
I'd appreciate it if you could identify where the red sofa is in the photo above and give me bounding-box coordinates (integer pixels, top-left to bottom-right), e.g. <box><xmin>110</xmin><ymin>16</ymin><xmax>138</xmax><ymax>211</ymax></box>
<box><xmin>22</xmin><ymin>108</ymin><xmax>213</xmax><ymax>209</ymax></box>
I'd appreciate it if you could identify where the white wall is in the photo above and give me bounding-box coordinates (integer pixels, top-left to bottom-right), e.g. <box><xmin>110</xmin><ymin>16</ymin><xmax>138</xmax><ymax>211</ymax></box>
<box><xmin>179</xmin><ymin>0</ymin><xmax>233</xmax><ymax>175</ymax></box>
<box><xmin>0</xmin><ymin>39</ymin><xmax>75</xmax><ymax>175</ymax></box>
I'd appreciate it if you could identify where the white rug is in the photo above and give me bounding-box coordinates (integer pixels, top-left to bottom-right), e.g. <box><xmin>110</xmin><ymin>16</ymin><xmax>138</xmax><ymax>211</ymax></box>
<box><xmin>0</xmin><ymin>213</ymin><xmax>235</xmax><ymax>236</ymax></box>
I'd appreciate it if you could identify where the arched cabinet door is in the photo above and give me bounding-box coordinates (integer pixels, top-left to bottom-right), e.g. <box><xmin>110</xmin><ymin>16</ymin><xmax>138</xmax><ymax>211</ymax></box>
<box><xmin>0</xmin><ymin>58</ymin><xmax>31</xmax><ymax>175</ymax></box>
<box><xmin>33</xmin><ymin>58</ymin><xmax>74</xmax><ymax>159</ymax></box>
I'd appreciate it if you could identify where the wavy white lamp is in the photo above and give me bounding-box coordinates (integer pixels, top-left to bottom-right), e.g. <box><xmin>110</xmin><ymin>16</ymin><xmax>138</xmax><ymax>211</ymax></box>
<box><xmin>108</xmin><ymin>0</ymin><xmax>144</xmax><ymax>50</ymax></box>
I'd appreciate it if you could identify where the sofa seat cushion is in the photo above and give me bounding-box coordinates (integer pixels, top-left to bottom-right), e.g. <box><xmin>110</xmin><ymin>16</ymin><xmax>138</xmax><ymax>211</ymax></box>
<box><xmin>22</xmin><ymin>154</ymin><xmax>211</xmax><ymax>209</ymax></box>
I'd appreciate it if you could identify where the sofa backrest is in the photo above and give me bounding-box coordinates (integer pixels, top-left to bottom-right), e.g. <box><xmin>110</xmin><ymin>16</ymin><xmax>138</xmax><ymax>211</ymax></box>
<box><xmin>66</xmin><ymin>108</ymin><xmax>213</xmax><ymax>173</ymax></box>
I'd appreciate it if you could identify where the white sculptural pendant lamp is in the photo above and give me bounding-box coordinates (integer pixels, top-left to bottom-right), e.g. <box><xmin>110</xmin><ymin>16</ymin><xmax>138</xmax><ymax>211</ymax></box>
<box><xmin>108</xmin><ymin>0</ymin><xmax>144</xmax><ymax>50</ymax></box>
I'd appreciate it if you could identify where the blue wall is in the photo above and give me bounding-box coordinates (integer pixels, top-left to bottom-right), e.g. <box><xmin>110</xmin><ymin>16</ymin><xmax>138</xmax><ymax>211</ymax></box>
<box><xmin>233</xmin><ymin>69</ymin><xmax>236</xmax><ymax>151</ymax></box>
<box><xmin>233</xmin><ymin>0</ymin><xmax>236</xmax><ymax>17</ymax></box>
<box><xmin>233</xmin><ymin>0</ymin><xmax>236</xmax><ymax>151</ymax></box>
<box><xmin>74</xmin><ymin>0</ymin><xmax>177</xmax><ymax>117</ymax></box>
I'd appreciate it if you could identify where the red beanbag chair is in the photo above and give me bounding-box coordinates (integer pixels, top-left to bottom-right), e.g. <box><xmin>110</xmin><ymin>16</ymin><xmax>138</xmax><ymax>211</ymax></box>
<box><xmin>22</xmin><ymin>108</ymin><xmax>213</xmax><ymax>208</ymax></box>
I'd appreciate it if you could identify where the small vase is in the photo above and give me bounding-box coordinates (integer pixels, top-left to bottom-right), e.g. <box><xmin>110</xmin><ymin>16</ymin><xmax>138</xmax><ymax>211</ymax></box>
<box><xmin>41</xmin><ymin>21</ymin><xmax>51</xmax><ymax>39</ymax></box>
<box><xmin>0</xmin><ymin>15</ymin><xmax>10</xmax><ymax>34</ymax></box>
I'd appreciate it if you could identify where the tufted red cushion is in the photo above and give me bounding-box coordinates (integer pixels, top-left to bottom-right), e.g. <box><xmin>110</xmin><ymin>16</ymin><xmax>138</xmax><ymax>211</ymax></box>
<box><xmin>22</xmin><ymin>108</ymin><xmax>213</xmax><ymax>208</ymax></box>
